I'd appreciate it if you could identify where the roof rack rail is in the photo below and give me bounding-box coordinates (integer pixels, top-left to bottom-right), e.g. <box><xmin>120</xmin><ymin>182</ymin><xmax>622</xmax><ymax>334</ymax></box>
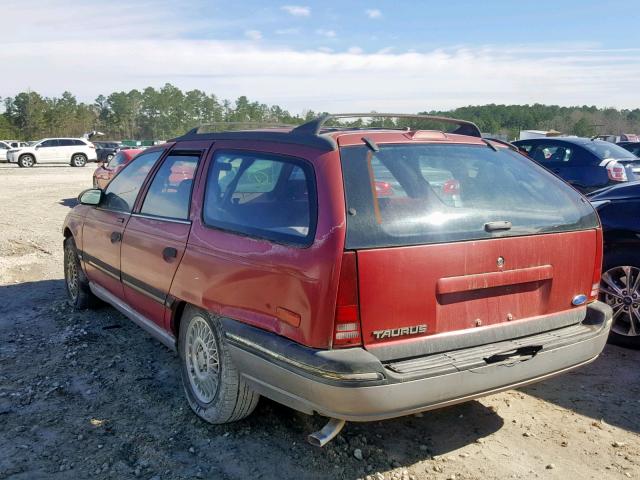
<box><xmin>291</xmin><ymin>113</ymin><xmax>482</xmax><ymax>138</ymax></box>
<box><xmin>182</xmin><ymin>122</ymin><xmax>298</xmax><ymax>136</ymax></box>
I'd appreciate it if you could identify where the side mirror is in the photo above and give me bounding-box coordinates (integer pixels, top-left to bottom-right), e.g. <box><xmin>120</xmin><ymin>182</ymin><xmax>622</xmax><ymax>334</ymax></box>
<box><xmin>78</xmin><ymin>188</ymin><xmax>103</xmax><ymax>206</ymax></box>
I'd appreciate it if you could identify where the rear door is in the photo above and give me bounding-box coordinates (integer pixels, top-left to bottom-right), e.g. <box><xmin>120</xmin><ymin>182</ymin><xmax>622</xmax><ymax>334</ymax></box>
<box><xmin>340</xmin><ymin>142</ymin><xmax>600</xmax><ymax>354</ymax></box>
<box><xmin>36</xmin><ymin>139</ymin><xmax>58</xmax><ymax>162</ymax></box>
<box><xmin>120</xmin><ymin>150</ymin><xmax>201</xmax><ymax>328</ymax></box>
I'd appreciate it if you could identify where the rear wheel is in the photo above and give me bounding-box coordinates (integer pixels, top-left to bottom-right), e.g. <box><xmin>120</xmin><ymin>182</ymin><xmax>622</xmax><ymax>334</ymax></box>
<box><xmin>64</xmin><ymin>237</ymin><xmax>98</xmax><ymax>309</ymax></box>
<box><xmin>18</xmin><ymin>154</ymin><xmax>35</xmax><ymax>168</ymax></box>
<box><xmin>600</xmin><ymin>250</ymin><xmax>640</xmax><ymax>349</ymax></box>
<box><xmin>71</xmin><ymin>154</ymin><xmax>87</xmax><ymax>167</ymax></box>
<box><xmin>106</xmin><ymin>153</ymin><xmax>114</xmax><ymax>161</ymax></box>
<box><xmin>179</xmin><ymin>306</ymin><xmax>259</xmax><ymax>423</ymax></box>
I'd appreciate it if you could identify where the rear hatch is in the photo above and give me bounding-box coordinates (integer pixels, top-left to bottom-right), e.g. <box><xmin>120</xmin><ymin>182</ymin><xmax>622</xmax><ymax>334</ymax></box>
<box><xmin>339</xmin><ymin>141</ymin><xmax>600</xmax><ymax>358</ymax></box>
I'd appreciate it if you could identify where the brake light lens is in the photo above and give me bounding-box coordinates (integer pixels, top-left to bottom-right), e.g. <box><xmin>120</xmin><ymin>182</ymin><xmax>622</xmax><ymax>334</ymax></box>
<box><xmin>590</xmin><ymin>228</ymin><xmax>604</xmax><ymax>301</ymax></box>
<box><xmin>606</xmin><ymin>161</ymin><xmax>627</xmax><ymax>182</ymax></box>
<box><xmin>333</xmin><ymin>252</ymin><xmax>362</xmax><ymax>347</ymax></box>
<box><xmin>442</xmin><ymin>179</ymin><xmax>460</xmax><ymax>195</ymax></box>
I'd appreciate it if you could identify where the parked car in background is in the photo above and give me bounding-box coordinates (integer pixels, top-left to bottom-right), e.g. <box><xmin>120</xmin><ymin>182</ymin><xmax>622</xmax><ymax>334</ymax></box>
<box><xmin>589</xmin><ymin>181</ymin><xmax>640</xmax><ymax>349</ymax></box>
<box><xmin>94</xmin><ymin>141</ymin><xmax>122</xmax><ymax>163</ymax></box>
<box><xmin>617</xmin><ymin>141</ymin><xmax>640</xmax><ymax>157</ymax></box>
<box><xmin>93</xmin><ymin>149</ymin><xmax>143</xmax><ymax>189</ymax></box>
<box><xmin>62</xmin><ymin>114</ymin><xmax>611</xmax><ymax>443</ymax></box>
<box><xmin>7</xmin><ymin>138</ymin><xmax>97</xmax><ymax>167</ymax></box>
<box><xmin>0</xmin><ymin>141</ymin><xmax>12</xmax><ymax>162</ymax></box>
<box><xmin>1</xmin><ymin>140</ymin><xmax>28</xmax><ymax>149</ymax></box>
<box><xmin>513</xmin><ymin>137</ymin><xmax>640</xmax><ymax>193</ymax></box>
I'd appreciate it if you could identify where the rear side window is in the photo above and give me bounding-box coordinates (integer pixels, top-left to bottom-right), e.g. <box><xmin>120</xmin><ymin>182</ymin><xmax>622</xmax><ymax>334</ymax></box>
<box><xmin>203</xmin><ymin>151</ymin><xmax>316</xmax><ymax>246</ymax></box>
<box><xmin>140</xmin><ymin>153</ymin><xmax>200</xmax><ymax>220</ymax></box>
<box><xmin>102</xmin><ymin>150</ymin><xmax>163</xmax><ymax>212</ymax></box>
<box><xmin>340</xmin><ymin>144</ymin><xmax>598</xmax><ymax>249</ymax></box>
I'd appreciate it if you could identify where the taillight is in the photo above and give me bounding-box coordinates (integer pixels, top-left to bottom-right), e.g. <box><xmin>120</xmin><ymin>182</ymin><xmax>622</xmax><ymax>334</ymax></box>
<box><xmin>606</xmin><ymin>161</ymin><xmax>627</xmax><ymax>182</ymax></box>
<box><xmin>333</xmin><ymin>252</ymin><xmax>362</xmax><ymax>347</ymax></box>
<box><xmin>590</xmin><ymin>228</ymin><xmax>604</xmax><ymax>301</ymax></box>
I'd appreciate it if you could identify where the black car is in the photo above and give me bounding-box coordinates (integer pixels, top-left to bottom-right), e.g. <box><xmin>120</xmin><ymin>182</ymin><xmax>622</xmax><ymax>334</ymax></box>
<box><xmin>589</xmin><ymin>181</ymin><xmax>640</xmax><ymax>348</ymax></box>
<box><xmin>93</xmin><ymin>141</ymin><xmax>121</xmax><ymax>163</ymax></box>
<box><xmin>618</xmin><ymin>141</ymin><xmax>640</xmax><ymax>157</ymax></box>
<box><xmin>513</xmin><ymin>137</ymin><xmax>640</xmax><ymax>193</ymax></box>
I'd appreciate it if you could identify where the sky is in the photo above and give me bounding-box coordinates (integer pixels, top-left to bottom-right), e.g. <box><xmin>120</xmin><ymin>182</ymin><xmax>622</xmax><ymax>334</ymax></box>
<box><xmin>2</xmin><ymin>0</ymin><xmax>640</xmax><ymax>113</ymax></box>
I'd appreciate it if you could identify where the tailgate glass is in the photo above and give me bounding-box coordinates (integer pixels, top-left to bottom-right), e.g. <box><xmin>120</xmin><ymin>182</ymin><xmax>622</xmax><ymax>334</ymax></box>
<box><xmin>340</xmin><ymin>144</ymin><xmax>598</xmax><ymax>249</ymax></box>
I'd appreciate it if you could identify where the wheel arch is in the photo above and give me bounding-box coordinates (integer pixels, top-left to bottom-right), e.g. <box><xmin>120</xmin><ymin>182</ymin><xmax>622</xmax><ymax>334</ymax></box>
<box><xmin>19</xmin><ymin>152</ymin><xmax>37</xmax><ymax>163</ymax></box>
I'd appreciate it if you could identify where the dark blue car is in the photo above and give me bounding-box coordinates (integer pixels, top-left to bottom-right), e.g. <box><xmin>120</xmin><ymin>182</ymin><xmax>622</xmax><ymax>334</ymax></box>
<box><xmin>513</xmin><ymin>137</ymin><xmax>640</xmax><ymax>193</ymax></box>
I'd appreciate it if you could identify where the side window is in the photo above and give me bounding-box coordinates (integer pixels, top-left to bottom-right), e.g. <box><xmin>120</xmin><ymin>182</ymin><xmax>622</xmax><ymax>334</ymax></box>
<box><xmin>516</xmin><ymin>143</ymin><xmax>534</xmax><ymax>153</ymax></box>
<box><xmin>140</xmin><ymin>153</ymin><xmax>200</xmax><ymax>220</ymax></box>
<box><xmin>59</xmin><ymin>139</ymin><xmax>74</xmax><ymax>147</ymax></box>
<box><xmin>73</xmin><ymin>139</ymin><xmax>86</xmax><ymax>146</ymax></box>
<box><xmin>102</xmin><ymin>150</ymin><xmax>163</xmax><ymax>212</ymax></box>
<box><xmin>531</xmin><ymin>144</ymin><xmax>572</xmax><ymax>164</ymax></box>
<box><xmin>203</xmin><ymin>151</ymin><xmax>316</xmax><ymax>246</ymax></box>
<box><xmin>0</xmin><ymin>143</ymin><xmax>8</xmax><ymax>150</ymax></box>
<box><xmin>40</xmin><ymin>140</ymin><xmax>58</xmax><ymax>147</ymax></box>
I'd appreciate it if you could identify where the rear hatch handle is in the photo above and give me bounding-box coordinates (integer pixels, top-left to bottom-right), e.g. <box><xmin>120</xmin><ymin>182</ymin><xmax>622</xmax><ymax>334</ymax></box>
<box><xmin>484</xmin><ymin>221</ymin><xmax>512</xmax><ymax>232</ymax></box>
<box><xmin>484</xmin><ymin>345</ymin><xmax>543</xmax><ymax>366</ymax></box>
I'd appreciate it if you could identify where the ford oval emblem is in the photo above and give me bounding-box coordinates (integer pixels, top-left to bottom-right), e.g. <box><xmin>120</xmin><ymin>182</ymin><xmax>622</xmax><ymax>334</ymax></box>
<box><xmin>572</xmin><ymin>294</ymin><xmax>588</xmax><ymax>306</ymax></box>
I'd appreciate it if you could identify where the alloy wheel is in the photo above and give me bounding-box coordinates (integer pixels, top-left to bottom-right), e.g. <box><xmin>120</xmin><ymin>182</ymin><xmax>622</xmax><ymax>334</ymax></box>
<box><xmin>601</xmin><ymin>266</ymin><xmax>640</xmax><ymax>337</ymax></box>
<box><xmin>65</xmin><ymin>247</ymin><xmax>79</xmax><ymax>302</ymax></box>
<box><xmin>185</xmin><ymin>316</ymin><xmax>220</xmax><ymax>403</ymax></box>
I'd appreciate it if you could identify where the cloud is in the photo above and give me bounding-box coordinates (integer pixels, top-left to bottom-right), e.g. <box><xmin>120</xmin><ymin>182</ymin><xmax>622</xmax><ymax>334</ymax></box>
<box><xmin>281</xmin><ymin>5</ymin><xmax>310</xmax><ymax>17</ymax></box>
<box><xmin>244</xmin><ymin>30</ymin><xmax>263</xmax><ymax>41</ymax></box>
<box><xmin>315</xmin><ymin>29</ymin><xmax>337</xmax><ymax>38</ymax></box>
<box><xmin>5</xmin><ymin>39</ymin><xmax>640</xmax><ymax>114</ymax></box>
<box><xmin>365</xmin><ymin>9</ymin><xmax>382</xmax><ymax>19</ymax></box>
<box><xmin>347</xmin><ymin>46</ymin><xmax>364</xmax><ymax>54</ymax></box>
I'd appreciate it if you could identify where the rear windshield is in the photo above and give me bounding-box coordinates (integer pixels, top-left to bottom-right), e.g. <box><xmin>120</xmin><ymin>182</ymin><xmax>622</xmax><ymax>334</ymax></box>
<box><xmin>582</xmin><ymin>141</ymin><xmax>637</xmax><ymax>160</ymax></box>
<box><xmin>340</xmin><ymin>144</ymin><xmax>599</xmax><ymax>249</ymax></box>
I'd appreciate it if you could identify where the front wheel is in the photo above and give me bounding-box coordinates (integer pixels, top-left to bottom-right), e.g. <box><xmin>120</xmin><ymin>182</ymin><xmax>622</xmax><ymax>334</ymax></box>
<box><xmin>71</xmin><ymin>154</ymin><xmax>87</xmax><ymax>167</ymax></box>
<box><xmin>600</xmin><ymin>250</ymin><xmax>640</xmax><ymax>349</ymax></box>
<box><xmin>64</xmin><ymin>237</ymin><xmax>98</xmax><ymax>309</ymax></box>
<box><xmin>18</xmin><ymin>154</ymin><xmax>35</xmax><ymax>168</ymax></box>
<box><xmin>179</xmin><ymin>306</ymin><xmax>259</xmax><ymax>424</ymax></box>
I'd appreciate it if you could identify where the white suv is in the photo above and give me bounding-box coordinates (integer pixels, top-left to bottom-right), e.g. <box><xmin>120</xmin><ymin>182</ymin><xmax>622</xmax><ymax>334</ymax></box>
<box><xmin>0</xmin><ymin>141</ymin><xmax>12</xmax><ymax>162</ymax></box>
<box><xmin>6</xmin><ymin>138</ymin><xmax>97</xmax><ymax>167</ymax></box>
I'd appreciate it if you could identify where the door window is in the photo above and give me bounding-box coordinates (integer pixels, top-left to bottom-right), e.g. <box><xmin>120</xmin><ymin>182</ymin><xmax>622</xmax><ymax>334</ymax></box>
<box><xmin>102</xmin><ymin>150</ymin><xmax>163</xmax><ymax>212</ymax></box>
<box><xmin>39</xmin><ymin>140</ymin><xmax>59</xmax><ymax>147</ymax></box>
<box><xmin>58</xmin><ymin>139</ymin><xmax>75</xmax><ymax>147</ymax></box>
<box><xmin>203</xmin><ymin>151</ymin><xmax>316</xmax><ymax>246</ymax></box>
<box><xmin>140</xmin><ymin>153</ymin><xmax>200</xmax><ymax>220</ymax></box>
<box><xmin>531</xmin><ymin>144</ymin><xmax>573</xmax><ymax>164</ymax></box>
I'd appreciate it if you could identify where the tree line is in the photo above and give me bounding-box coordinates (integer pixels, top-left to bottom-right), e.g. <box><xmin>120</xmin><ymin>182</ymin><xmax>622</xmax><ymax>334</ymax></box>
<box><xmin>2</xmin><ymin>83</ymin><xmax>640</xmax><ymax>140</ymax></box>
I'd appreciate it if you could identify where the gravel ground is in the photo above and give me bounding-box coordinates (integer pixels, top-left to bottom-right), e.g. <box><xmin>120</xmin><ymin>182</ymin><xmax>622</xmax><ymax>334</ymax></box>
<box><xmin>0</xmin><ymin>163</ymin><xmax>639</xmax><ymax>480</ymax></box>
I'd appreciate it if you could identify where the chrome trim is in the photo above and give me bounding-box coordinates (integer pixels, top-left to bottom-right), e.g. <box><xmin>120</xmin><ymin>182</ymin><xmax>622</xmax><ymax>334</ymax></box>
<box><xmin>225</xmin><ymin>333</ymin><xmax>383</xmax><ymax>382</ymax></box>
<box><xmin>86</xmin><ymin>259</ymin><xmax>120</xmax><ymax>281</ymax></box>
<box><xmin>131</xmin><ymin>213</ymin><xmax>191</xmax><ymax>225</ymax></box>
<box><xmin>89</xmin><ymin>282</ymin><xmax>176</xmax><ymax>351</ymax></box>
<box><xmin>122</xmin><ymin>277</ymin><xmax>166</xmax><ymax>304</ymax></box>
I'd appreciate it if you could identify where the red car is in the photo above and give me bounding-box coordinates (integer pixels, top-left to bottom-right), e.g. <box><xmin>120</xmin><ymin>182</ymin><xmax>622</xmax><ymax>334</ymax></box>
<box><xmin>93</xmin><ymin>149</ymin><xmax>144</xmax><ymax>189</ymax></box>
<box><xmin>63</xmin><ymin>114</ymin><xmax>612</xmax><ymax>446</ymax></box>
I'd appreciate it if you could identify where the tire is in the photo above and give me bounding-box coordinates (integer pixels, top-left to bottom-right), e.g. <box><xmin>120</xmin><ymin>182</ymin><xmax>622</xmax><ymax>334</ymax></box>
<box><xmin>18</xmin><ymin>154</ymin><xmax>35</xmax><ymax>168</ymax></box>
<box><xmin>106</xmin><ymin>154</ymin><xmax>114</xmax><ymax>161</ymax></box>
<box><xmin>71</xmin><ymin>154</ymin><xmax>87</xmax><ymax>167</ymax></box>
<box><xmin>63</xmin><ymin>237</ymin><xmax>98</xmax><ymax>310</ymax></box>
<box><xmin>179</xmin><ymin>306</ymin><xmax>259</xmax><ymax>424</ymax></box>
<box><xmin>600</xmin><ymin>248</ymin><xmax>640</xmax><ymax>349</ymax></box>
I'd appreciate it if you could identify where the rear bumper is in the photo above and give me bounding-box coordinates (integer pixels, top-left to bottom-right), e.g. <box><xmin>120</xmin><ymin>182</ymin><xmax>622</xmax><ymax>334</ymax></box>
<box><xmin>225</xmin><ymin>301</ymin><xmax>612</xmax><ymax>422</ymax></box>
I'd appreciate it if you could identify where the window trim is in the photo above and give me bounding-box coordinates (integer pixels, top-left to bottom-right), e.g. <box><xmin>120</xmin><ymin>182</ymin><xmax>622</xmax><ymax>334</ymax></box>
<box><xmin>136</xmin><ymin>149</ymin><xmax>203</xmax><ymax>222</ymax></box>
<box><xmin>201</xmin><ymin>149</ymin><xmax>318</xmax><ymax>248</ymax></box>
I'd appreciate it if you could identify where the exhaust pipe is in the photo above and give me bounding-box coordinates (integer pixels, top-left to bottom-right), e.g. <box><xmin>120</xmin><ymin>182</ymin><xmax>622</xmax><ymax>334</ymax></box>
<box><xmin>307</xmin><ymin>418</ymin><xmax>346</xmax><ymax>447</ymax></box>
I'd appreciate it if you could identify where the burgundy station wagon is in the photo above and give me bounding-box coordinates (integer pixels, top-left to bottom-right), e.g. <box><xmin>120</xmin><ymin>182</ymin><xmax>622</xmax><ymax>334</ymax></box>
<box><xmin>62</xmin><ymin>114</ymin><xmax>612</xmax><ymax>445</ymax></box>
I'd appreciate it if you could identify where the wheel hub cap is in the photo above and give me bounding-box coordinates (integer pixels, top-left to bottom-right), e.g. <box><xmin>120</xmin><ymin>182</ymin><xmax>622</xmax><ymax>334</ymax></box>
<box><xmin>185</xmin><ymin>317</ymin><xmax>220</xmax><ymax>403</ymax></box>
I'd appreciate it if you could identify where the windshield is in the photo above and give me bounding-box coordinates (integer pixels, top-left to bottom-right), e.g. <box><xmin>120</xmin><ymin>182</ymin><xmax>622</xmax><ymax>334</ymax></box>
<box><xmin>340</xmin><ymin>144</ymin><xmax>598</xmax><ymax>249</ymax></box>
<box><xmin>582</xmin><ymin>141</ymin><xmax>637</xmax><ymax>160</ymax></box>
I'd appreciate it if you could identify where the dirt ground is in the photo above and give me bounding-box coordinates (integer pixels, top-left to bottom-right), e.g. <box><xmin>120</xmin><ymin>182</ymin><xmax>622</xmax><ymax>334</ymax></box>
<box><xmin>0</xmin><ymin>163</ymin><xmax>639</xmax><ymax>480</ymax></box>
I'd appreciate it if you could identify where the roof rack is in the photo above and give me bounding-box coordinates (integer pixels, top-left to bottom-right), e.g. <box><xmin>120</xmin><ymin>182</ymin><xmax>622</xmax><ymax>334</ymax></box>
<box><xmin>183</xmin><ymin>122</ymin><xmax>298</xmax><ymax>135</ymax></box>
<box><xmin>291</xmin><ymin>113</ymin><xmax>482</xmax><ymax>138</ymax></box>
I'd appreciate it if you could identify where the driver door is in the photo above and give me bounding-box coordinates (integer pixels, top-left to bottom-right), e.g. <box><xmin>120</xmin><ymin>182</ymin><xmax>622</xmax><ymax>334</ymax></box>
<box><xmin>81</xmin><ymin>150</ymin><xmax>164</xmax><ymax>297</ymax></box>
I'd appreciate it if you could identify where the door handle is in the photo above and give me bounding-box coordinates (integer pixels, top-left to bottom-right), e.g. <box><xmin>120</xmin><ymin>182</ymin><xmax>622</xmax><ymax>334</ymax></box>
<box><xmin>110</xmin><ymin>231</ymin><xmax>122</xmax><ymax>243</ymax></box>
<box><xmin>162</xmin><ymin>247</ymin><xmax>178</xmax><ymax>261</ymax></box>
<box><xmin>116</xmin><ymin>217</ymin><xmax>125</xmax><ymax>223</ymax></box>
